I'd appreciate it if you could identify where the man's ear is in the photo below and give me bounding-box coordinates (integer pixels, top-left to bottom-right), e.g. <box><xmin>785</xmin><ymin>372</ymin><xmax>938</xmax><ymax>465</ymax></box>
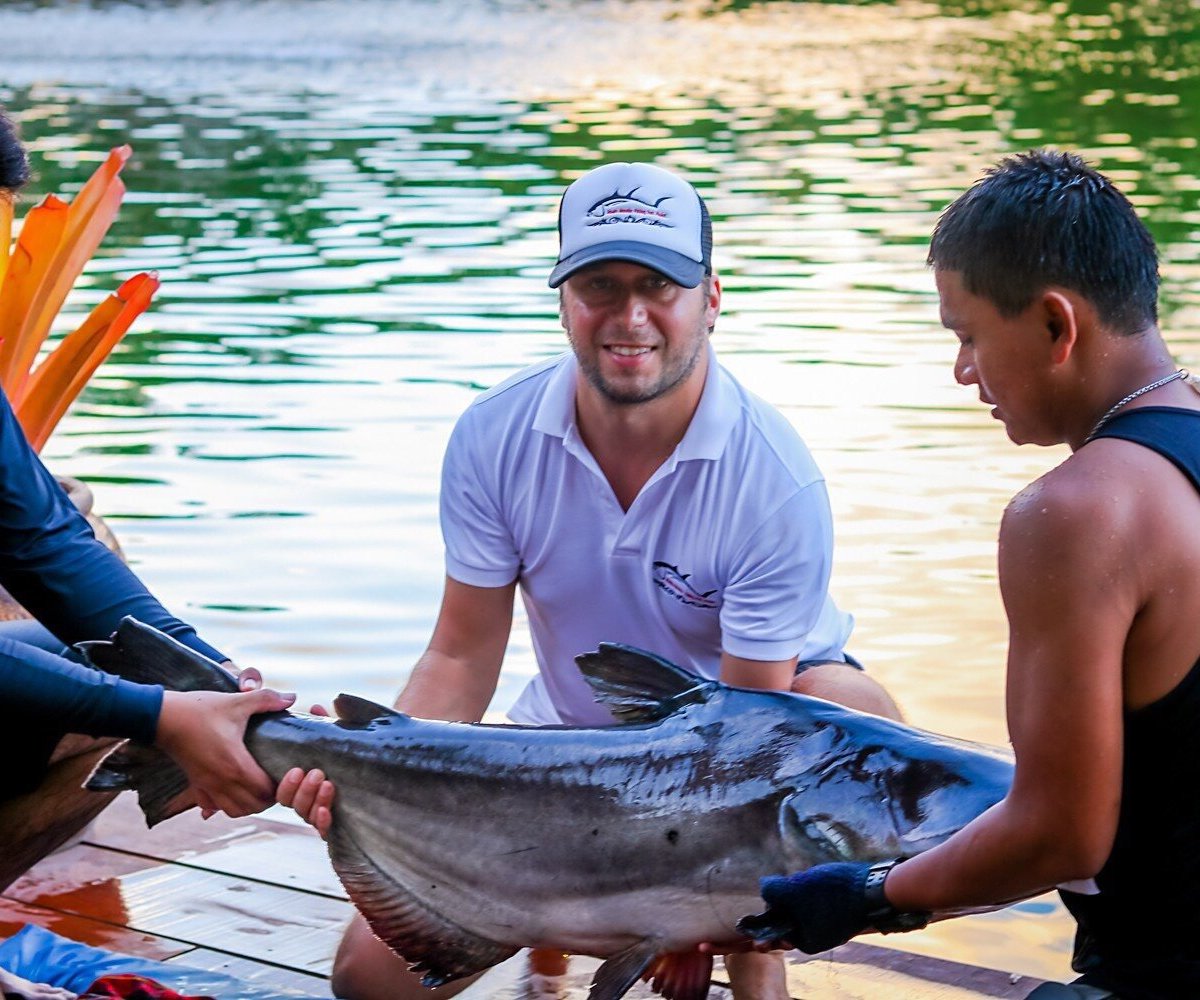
<box><xmin>1043</xmin><ymin>290</ymin><xmax>1078</xmax><ymax>365</ymax></box>
<box><xmin>705</xmin><ymin>273</ymin><xmax>722</xmax><ymax>335</ymax></box>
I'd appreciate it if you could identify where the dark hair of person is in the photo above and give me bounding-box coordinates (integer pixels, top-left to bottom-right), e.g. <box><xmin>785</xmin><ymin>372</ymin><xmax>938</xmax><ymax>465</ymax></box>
<box><xmin>927</xmin><ymin>149</ymin><xmax>1159</xmax><ymax>335</ymax></box>
<box><xmin>0</xmin><ymin>110</ymin><xmax>29</xmax><ymax>195</ymax></box>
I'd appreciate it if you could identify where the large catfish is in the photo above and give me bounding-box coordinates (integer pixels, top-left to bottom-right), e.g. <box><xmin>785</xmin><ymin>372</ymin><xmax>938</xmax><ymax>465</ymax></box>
<box><xmin>84</xmin><ymin>618</ymin><xmax>1012</xmax><ymax>1000</ymax></box>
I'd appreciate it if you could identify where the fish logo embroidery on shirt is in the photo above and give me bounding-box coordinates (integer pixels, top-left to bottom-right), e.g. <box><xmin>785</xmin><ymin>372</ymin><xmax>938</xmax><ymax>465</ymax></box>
<box><xmin>652</xmin><ymin>561</ymin><xmax>719</xmax><ymax>610</ymax></box>
<box><xmin>586</xmin><ymin>188</ymin><xmax>674</xmax><ymax>227</ymax></box>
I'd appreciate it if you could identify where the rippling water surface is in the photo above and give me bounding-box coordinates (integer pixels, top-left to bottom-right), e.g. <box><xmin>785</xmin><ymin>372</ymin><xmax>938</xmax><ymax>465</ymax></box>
<box><xmin>3</xmin><ymin>0</ymin><xmax>1199</xmax><ymax>981</ymax></box>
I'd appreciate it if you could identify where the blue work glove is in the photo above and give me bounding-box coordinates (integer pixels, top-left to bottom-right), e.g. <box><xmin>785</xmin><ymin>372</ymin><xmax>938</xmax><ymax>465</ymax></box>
<box><xmin>736</xmin><ymin>861</ymin><xmax>929</xmax><ymax>955</ymax></box>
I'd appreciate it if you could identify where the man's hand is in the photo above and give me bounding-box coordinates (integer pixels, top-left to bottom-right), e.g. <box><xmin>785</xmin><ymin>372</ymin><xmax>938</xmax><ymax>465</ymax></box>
<box><xmin>155</xmin><ymin>687</ymin><xmax>295</xmax><ymax>818</ymax></box>
<box><xmin>737</xmin><ymin>861</ymin><xmax>928</xmax><ymax>955</ymax></box>
<box><xmin>277</xmin><ymin>767</ymin><xmax>335</xmax><ymax>840</ymax></box>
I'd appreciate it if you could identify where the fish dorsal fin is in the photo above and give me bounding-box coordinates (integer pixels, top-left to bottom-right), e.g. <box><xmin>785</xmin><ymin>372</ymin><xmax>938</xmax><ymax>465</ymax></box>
<box><xmin>327</xmin><ymin>822</ymin><xmax>516</xmax><ymax>987</ymax></box>
<box><xmin>588</xmin><ymin>939</ymin><xmax>661</xmax><ymax>1000</ymax></box>
<box><xmin>333</xmin><ymin>694</ymin><xmax>405</xmax><ymax>729</ymax></box>
<box><xmin>575</xmin><ymin>643</ymin><xmax>716</xmax><ymax>724</ymax></box>
<box><xmin>78</xmin><ymin>616</ymin><xmax>237</xmax><ymax>693</ymax></box>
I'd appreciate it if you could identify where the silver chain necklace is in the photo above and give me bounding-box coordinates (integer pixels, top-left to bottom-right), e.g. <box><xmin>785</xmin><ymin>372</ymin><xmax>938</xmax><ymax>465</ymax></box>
<box><xmin>1084</xmin><ymin>368</ymin><xmax>1188</xmax><ymax>443</ymax></box>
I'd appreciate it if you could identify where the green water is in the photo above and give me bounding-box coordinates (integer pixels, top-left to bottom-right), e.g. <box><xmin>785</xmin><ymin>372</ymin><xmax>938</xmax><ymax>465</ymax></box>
<box><xmin>3</xmin><ymin>0</ymin><xmax>1198</xmax><ymax>980</ymax></box>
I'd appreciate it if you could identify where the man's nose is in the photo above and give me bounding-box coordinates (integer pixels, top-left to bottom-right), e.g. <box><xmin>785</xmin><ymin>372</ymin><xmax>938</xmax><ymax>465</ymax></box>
<box><xmin>954</xmin><ymin>346</ymin><xmax>976</xmax><ymax>385</ymax></box>
<box><xmin>621</xmin><ymin>294</ymin><xmax>650</xmax><ymax>327</ymax></box>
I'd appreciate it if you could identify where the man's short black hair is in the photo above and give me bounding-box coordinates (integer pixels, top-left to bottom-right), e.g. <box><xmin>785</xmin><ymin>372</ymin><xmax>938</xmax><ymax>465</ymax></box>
<box><xmin>0</xmin><ymin>111</ymin><xmax>29</xmax><ymax>194</ymax></box>
<box><xmin>927</xmin><ymin>149</ymin><xmax>1159</xmax><ymax>335</ymax></box>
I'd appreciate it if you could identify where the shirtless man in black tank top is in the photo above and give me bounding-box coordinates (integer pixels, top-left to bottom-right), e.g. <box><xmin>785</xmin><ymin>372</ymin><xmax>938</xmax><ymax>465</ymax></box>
<box><xmin>736</xmin><ymin>151</ymin><xmax>1200</xmax><ymax>999</ymax></box>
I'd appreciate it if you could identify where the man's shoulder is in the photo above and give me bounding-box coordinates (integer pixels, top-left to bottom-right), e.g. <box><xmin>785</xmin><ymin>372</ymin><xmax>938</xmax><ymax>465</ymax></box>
<box><xmin>715</xmin><ymin>364</ymin><xmax>824</xmax><ymax>486</ymax></box>
<box><xmin>471</xmin><ymin>354</ymin><xmax>568</xmax><ymax>410</ymax></box>
<box><xmin>1001</xmin><ymin>442</ymin><xmax>1182</xmax><ymax>558</ymax></box>
<box><xmin>453</xmin><ymin>354</ymin><xmax>568</xmax><ymax>436</ymax></box>
<box><xmin>1008</xmin><ymin>453</ymin><xmax>1120</xmax><ymax>525</ymax></box>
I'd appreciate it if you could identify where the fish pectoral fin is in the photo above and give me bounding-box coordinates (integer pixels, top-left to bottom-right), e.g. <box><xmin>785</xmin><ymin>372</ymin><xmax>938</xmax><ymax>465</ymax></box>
<box><xmin>642</xmin><ymin>950</ymin><xmax>714</xmax><ymax>1000</ymax></box>
<box><xmin>588</xmin><ymin>939</ymin><xmax>662</xmax><ymax>1000</ymax></box>
<box><xmin>575</xmin><ymin>644</ymin><xmax>716</xmax><ymax>724</ymax></box>
<box><xmin>328</xmin><ymin>825</ymin><xmax>515</xmax><ymax>988</ymax></box>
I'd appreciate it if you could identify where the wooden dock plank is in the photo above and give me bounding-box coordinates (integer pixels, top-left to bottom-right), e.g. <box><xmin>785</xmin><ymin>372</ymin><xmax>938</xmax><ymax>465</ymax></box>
<box><xmin>6</xmin><ymin>845</ymin><xmax>348</xmax><ymax>977</ymax></box>
<box><xmin>168</xmin><ymin>947</ymin><xmax>333</xmax><ymax>994</ymax></box>
<box><xmin>85</xmin><ymin>799</ymin><xmax>343</xmax><ymax>898</ymax></box>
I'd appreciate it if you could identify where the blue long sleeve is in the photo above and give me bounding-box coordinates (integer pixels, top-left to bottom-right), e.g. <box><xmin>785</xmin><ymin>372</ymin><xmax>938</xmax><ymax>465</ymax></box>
<box><xmin>0</xmin><ymin>635</ymin><xmax>162</xmax><ymax>742</ymax></box>
<box><xmin>0</xmin><ymin>386</ymin><xmax>226</xmax><ymax>662</ymax></box>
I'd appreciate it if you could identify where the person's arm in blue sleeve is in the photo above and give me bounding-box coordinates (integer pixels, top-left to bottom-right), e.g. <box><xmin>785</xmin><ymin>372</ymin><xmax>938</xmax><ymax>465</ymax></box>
<box><xmin>0</xmin><ymin>387</ymin><xmax>225</xmax><ymax>661</ymax></box>
<box><xmin>0</xmin><ymin>634</ymin><xmax>162</xmax><ymax>742</ymax></box>
<box><xmin>0</xmin><ymin>633</ymin><xmax>296</xmax><ymax>816</ymax></box>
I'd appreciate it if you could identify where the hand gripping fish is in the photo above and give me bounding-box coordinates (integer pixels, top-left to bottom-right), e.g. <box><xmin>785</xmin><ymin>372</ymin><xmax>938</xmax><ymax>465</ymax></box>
<box><xmin>84</xmin><ymin>618</ymin><xmax>1013</xmax><ymax>1000</ymax></box>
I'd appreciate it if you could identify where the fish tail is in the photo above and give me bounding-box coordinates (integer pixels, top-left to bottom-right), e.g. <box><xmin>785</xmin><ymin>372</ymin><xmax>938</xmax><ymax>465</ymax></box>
<box><xmin>77</xmin><ymin>617</ymin><xmax>232</xmax><ymax>827</ymax></box>
<box><xmin>77</xmin><ymin>616</ymin><xmax>239</xmax><ymax>693</ymax></box>
<box><xmin>85</xmin><ymin>742</ymin><xmax>194</xmax><ymax>828</ymax></box>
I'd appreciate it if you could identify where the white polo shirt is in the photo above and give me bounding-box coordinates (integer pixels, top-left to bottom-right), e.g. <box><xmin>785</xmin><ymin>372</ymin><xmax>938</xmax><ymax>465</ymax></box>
<box><xmin>440</xmin><ymin>347</ymin><xmax>853</xmax><ymax>725</ymax></box>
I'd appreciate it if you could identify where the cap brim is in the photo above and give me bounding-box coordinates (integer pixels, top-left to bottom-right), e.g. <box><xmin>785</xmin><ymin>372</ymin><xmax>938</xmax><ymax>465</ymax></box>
<box><xmin>548</xmin><ymin>242</ymin><xmax>706</xmax><ymax>288</ymax></box>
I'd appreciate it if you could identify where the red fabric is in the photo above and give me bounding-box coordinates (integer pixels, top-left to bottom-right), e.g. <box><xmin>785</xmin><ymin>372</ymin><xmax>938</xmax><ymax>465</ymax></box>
<box><xmin>81</xmin><ymin>973</ymin><xmax>216</xmax><ymax>1000</ymax></box>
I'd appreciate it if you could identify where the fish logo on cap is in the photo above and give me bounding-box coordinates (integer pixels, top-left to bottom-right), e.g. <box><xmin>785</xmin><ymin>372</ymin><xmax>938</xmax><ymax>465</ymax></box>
<box><xmin>585</xmin><ymin>188</ymin><xmax>674</xmax><ymax>227</ymax></box>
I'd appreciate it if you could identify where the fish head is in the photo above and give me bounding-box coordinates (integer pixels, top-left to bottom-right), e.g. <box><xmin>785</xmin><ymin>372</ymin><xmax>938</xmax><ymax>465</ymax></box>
<box><xmin>774</xmin><ymin>722</ymin><xmax>1014</xmax><ymax>869</ymax></box>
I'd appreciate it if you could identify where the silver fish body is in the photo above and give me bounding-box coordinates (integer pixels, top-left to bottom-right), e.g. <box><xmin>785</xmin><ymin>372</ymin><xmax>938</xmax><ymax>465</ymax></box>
<box><xmin>84</xmin><ymin>619</ymin><xmax>1012</xmax><ymax>999</ymax></box>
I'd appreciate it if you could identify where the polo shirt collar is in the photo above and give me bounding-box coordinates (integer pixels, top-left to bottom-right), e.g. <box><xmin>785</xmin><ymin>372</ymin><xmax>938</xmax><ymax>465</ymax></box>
<box><xmin>532</xmin><ymin>343</ymin><xmax>737</xmax><ymax>462</ymax></box>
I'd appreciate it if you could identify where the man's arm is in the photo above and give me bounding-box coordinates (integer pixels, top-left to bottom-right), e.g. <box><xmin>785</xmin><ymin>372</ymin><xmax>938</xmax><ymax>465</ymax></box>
<box><xmin>719</xmin><ymin>653</ymin><xmax>797</xmax><ymax>693</ymax></box>
<box><xmin>394</xmin><ymin>576</ymin><xmax>516</xmax><ymax>721</ymax></box>
<box><xmin>744</xmin><ymin>468</ymin><xmax>1137</xmax><ymax>950</ymax></box>
<box><xmin>279</xmin><ymin>576</ymin><xmax>516</xmax><ymax>836</ymax></box>
<box><xmin>884</xmin><ymin>475</ymin><xmax>1128</xmax><ymax>910</ymax></box>
<box><xmin>744</xmin><ymin>469</ymin><xmax>1131</xmax><ymax>952</ymax></box>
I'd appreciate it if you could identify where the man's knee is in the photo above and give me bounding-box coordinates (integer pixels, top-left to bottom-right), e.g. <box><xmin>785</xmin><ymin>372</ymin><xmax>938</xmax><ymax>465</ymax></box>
<box><xmin>724</xmin><ymin>949</ymin><xmax>789</xmax><ymax>999</ymax></box>
<box><xmin>790</xmin><ymin>662</ymin><xmax>902</xmax><ymax>721</ymax></box>
<box><xmin>332</xmin><ymin>916</ymin><xmax>481</xmax><ymax>1000</ymax></box>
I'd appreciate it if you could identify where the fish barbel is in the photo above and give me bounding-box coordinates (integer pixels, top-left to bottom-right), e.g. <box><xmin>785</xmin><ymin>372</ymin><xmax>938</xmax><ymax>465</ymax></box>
<box><xmin>84</xmin><ymin>618</ymin><xmax>1012</xmax><ymax>1000</ymax></box>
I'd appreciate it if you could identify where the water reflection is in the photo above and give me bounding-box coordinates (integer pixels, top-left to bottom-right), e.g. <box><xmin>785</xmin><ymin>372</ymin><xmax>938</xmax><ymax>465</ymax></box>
<box><xmin>2</xmin><ymin>0</ymin><xmax>1198</xmax><ymax>981</ymax></box>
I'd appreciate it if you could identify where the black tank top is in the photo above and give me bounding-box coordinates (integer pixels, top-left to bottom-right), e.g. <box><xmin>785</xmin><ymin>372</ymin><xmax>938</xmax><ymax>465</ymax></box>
<box><xmin>1059</xmin><ymin>407</ymin><xmax>1200</xmax><ymax>999</ymax></box>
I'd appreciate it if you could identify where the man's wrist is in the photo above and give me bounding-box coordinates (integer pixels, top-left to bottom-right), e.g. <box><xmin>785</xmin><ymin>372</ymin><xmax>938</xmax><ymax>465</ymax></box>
<box><xmin>863</xmin><ymin>860</ymin><xmax>931</xmax><ymax>934</ymax></box>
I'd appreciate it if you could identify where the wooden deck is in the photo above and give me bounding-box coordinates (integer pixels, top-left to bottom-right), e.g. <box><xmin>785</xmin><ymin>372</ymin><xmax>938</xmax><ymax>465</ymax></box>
<box><xmin>0</xmin><ymin>795</ymin><xmax>1048</xmax><ymax>998</ymax></box>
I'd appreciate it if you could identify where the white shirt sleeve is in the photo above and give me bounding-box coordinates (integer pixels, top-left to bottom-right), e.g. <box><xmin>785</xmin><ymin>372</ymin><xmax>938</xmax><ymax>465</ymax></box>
<box><xmin>718</xmin><ymin>480</ymin><xmax>839</xmax><ymax>662</ymax></box>
<box><xmin>439</xmin><ymin>409</ymin><xmax>521</xmax><ymax>588</ymax></box>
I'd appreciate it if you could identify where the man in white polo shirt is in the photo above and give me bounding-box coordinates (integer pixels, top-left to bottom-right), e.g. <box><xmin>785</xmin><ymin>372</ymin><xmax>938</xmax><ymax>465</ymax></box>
<box><xmin>280</xmin><ymin>161</ymin><xmax>899</xmax><ymax>1000</ymax></box>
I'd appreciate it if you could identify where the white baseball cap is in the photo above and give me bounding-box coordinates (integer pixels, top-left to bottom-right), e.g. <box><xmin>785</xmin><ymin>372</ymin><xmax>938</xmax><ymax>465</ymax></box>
<box><xmin>548</xmin><ymin>162</ymin><xmax>712</xmax><ymax>288</ymax></box>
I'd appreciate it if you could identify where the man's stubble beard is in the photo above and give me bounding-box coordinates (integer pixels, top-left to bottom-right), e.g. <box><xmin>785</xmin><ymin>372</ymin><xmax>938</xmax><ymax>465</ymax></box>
<box><xmin>567</xmin><ymin>318</ymin><xmax>710</xmax><ymax>407</ymax></box>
